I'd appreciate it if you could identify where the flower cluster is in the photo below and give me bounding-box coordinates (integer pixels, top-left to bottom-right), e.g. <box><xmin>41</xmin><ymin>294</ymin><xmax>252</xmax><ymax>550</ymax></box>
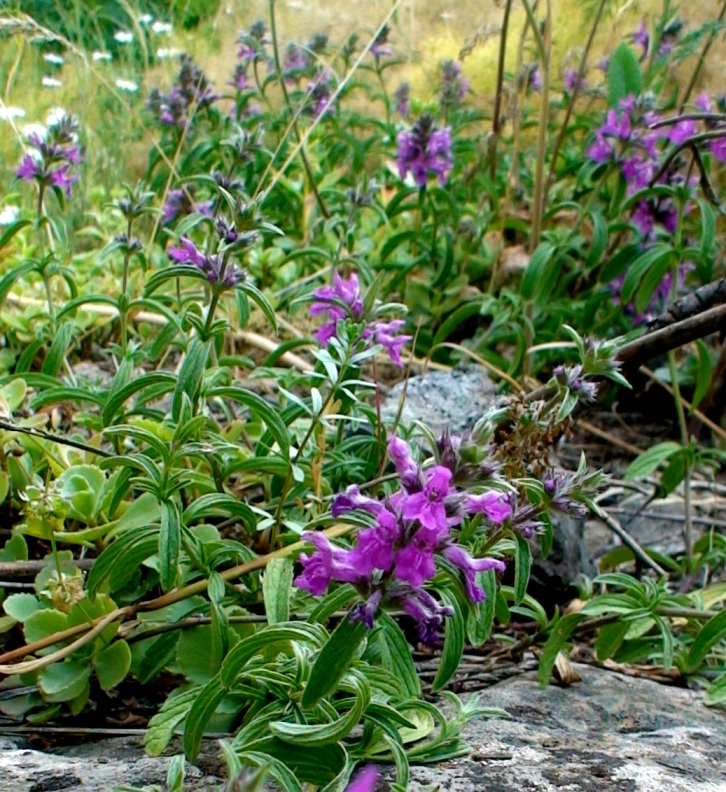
<box><xmin>167</xmin><ymin>216</ymin><xmax>253</xmax><ymax>288</ymax></box>
<box><xmin>396</xmin><ymin>113</ymin><xmax>453</xmax><ymax>188</ymax></box>
<box><xmin>610</xmin><ymin>261</ymin><xmax>694</xmax><ymax>324</ymax></box>
<box><xmin>438</xmin><ymin>60</ymin><xmax>468</xmax><ymax>112</ymax></box>
<box><xmin>15</xmin><ymin>112</ymin><xmax>82</xmax><ymax>198</ymax></box>
<box><xmin>309</xmin><ymin>271</ymin><xmax>411</xmax><ymax>366</ymax></box>
<box><xmin>295</xmin><ymin>436</ymin><xmax>512</xmax><ymax>641</ymax></box>
<box><xmin>147</xmin><ymin>54</ymin><xmax>217</xmax><ymax>127</ymax></box>
<box><xmin>694</xmin><ymin>94</ymin><xmax>726</xmax><ymax>164</ymax></box>
<box><xmin>586</xmin><ymin>95</ymin><xmax>699</xmax><ymax>240</ymax></box>
<box><xmin>370</xmin><ymin>24</ymin><xmax>393</xmax><ymax>63</ymax></box>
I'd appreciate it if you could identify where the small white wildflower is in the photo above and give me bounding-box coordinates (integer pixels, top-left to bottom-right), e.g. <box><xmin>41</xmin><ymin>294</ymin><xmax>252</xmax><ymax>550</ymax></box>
<box><xmin>0</xmin><ymin>206</ymin><xmax>20</xmax><ymax>226</ymax></box>
<box><xmin>22</xmin><ymin>123</ymin><xmax>47</xmax><ymax>140</ymax></box>
<box><xmin>42</xmin><ymin>53</ymin><xmax>64</xmax><ymax>66</ymax></box>
<box><xmin>115</xmin><ymin>78</ymin><xmax>138</xmax><ymax>93</ymax></box>
<box><xmin>0</xmin><ymin>106</ymin><xmax>26</xmax><ymax>121</ymax></box>
<box><xmin>151</xmin><ymin>21</ymin><xmax>172</xmax><ymax>35</ymax></box>
<box><xmin>138</xmin><ymin>13</ymin><xmax>154</xmax><ymax>24</ymax></box>
<box><xmin>156</xmin><ymin>47</ymin><xmax>181</xmax><ymax>59</ymax></box>
<box><xmin>114</xmin><ymin>30</ymin><xmax>134</xmax><ymax>43</ymax></box>
<box><xmin>41</xmin><ymin>77</ymin><xmax>62</xmax><ymax>88</ymax></box>
<box><xmin>46</xmin><ymin>107</ymin><xmax>67</xmax><ymax>126</ymax></box>
<box><xmin>92</xmin><ymin>50</ymin><xmax>112</xmax><ymax>62</ymax></box>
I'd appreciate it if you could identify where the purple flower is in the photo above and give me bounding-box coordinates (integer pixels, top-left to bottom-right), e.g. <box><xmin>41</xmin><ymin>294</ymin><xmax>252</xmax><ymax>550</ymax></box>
<box><xmin>695</xmin><ymin>93</ymin><xmax>712</xmax><ymax>112</ymax></box>
<box><xmin>346</xmin><ymin>766</ymin><xmax>378</xmax><ymax>792</ymax></box>
<box><xmin>305</xmin><ymin>69</ymin><xmax>336</xmax><ymax>118</ymax></box>
<box><xmin>354</xmin><ymin>510</ymin><xmax>399</xmax><ymax>573</ymax></box>
<box><xmin>465</xmin><ymin>491</ymin><xmax>513</xmax><ymax>523</ymax></box>
<box><xmin>564</xmin><ymin>69</ymin><xmax>585</xmax><ymax>93</ymax></box>
<box><xmin>631</xmin><ymin>21</ymin><xmax>650</xmax><ymax>59</ymax></box>
<box><xmin>668</xmin><ymin>118</ymin><xmax>696</xmax><ymax>145</ymax></box>
<box><xmin>396</xmin><ymin>114</ymin><xmax>453</xmax><ymax>187</ymax></box>
<box><xmin>387</xmin><ymin>435</ymin><xmax>422</xmax><ymax>492</ymax></box>
<box><xmin>332</xmin><ymin>484</ymin><xmax>384</xmax><ymax>518</ymax></box>
<box><xmin>49</xmin><ymin>164</ymin><xmax>79</xmax><ymax>196</ymax></box>
<box><xmin>439</xmin><ymin>60</ymin><xmax>468</xmax><ymax>110</ymax></box>
<box><xmin>350</xmin><ymin>591</ymin><xmax>383</xmax><ymax>629</ymax></box>
<box><xmin>168</xmin><ymin>236</ymin><xmax>206</xmax><ymax>268</ymax></box>
<box><xmin>530</xmin><ymin>65</ymin><xmax>542</xmax><ymax>92</ymax></box>
<box><xmin>370</xmin><ymin>24</ymin><xmax>393</xmax><ymax>62</ymax></box>
<box><xmin>442</xmin><ymin>545</ymin><xmax>506</xmax><ymax>603</ymax></box>
<box><xmin>396</xmin><ymin>586</ymin><xmax>454</xmax><ymax>643</ymax></box>
<box><xmin>294</xmin><ymin>532</ymin><xmax>362</xmax><ymax>595</ymax></box>
<box><xmin>16</xmin><ymin>154</ymin><xmax>41</xmax><ymax>182</ymax></box>
<box><xmin>393</xmin><ymin>535</ymin><xmax>437</xmax><ymax>589</ymax></box>
<box><xmin>363</xmin><ymin>320</ymin><xmax>412</xmax><ymax>368</ymax></box>
<box><xmin>168</xmin><ymin>236</ymin><xmax>244</xmax><ymax>287</ymax></box>
<box><xmin>403</xmin><ymin>465</ymin><xmax>452</xmax><ymax>540</ymax></box>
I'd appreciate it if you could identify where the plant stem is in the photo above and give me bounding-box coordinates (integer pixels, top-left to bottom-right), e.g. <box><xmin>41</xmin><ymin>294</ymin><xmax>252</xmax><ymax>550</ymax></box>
<box><xmin>268</xmin><ymin>0</ymin><xmax>329</xmax><ymax>220</ymax></box>
<box><xmin>546</xmin><ymin>0</ymin><xmax>607</xmax><ymax>190</ymax></box>
<box><xmin>489</xmin><ymin>0</ymin><xmax>513</xmax><ymax>182</ymax></box>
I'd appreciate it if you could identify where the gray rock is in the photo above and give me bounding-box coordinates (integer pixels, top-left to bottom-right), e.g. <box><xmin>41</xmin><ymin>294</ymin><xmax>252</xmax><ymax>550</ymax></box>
<box><xmin>407</xmin><ymin>664</ymin><xmax>726</xmax><ymax>791</ymax></box>
<box><xmin>381</xmin><ymin>366</ymin><xmax>500</xmax><ymax>436</ymax></box>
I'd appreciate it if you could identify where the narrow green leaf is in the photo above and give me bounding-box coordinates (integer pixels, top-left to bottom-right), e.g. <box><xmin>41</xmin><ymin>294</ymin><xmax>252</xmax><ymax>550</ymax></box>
<box><xmin>377</xmin><ymin>612</ymin><xmax>420</xmax><ymax>698</ymax></box>
<box><xmin>538</xmin><ymin>612</ymin><xmax>584</xmax><ymax>687</ymax></box>
<box><xmin>172</xmin><ymin>339</ymin><xmax>210</xmax><ymax>421</ymax></box>
<box><xmin>263</xmin><ymin>557</ymin><xmax>293</xmax><ymax>625</ymax></box>
<box><xmin>432</xmin><ymin>590</ymin><xmax>464</xmax><ymax>692</ymax></box>
<box><xmin>159</xmin><ymin>500</ymin><xmax>181</xmax><ymax>592</ymax></box>
<box><xmin>514</xmin><ymin>534</ymin><xmax>532</xmax><ymax>605</ymax></box>
<box><xmin>302</xmin><ymin>616</ymin><xmax>368</xmax><ymax>709</ymax></box>
<box><xmin>624</xmin><ymin>441</ymin><xmax>682</xmax><ymax>480</ymax></box>
<box><xmin>466</xmin><ymin>570</ymin><xmax>496</xmax><ymax>647</ymax></box>
<box><xmin>685</xmin><ymin>609</ymin><xmax>726</xmax><ymax>674</ymax></box>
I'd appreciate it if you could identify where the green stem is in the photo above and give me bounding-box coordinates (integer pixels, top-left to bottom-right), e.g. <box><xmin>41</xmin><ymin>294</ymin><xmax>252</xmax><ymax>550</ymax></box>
<box><xmin>489</xmin><ymin>0</ymin><xmax>513</xmax><ymax>182</ymax></box>
<box><xmin>268</xmin><ymin>0</ymin><xmax>329</xmax><ymax>219</ymax></box>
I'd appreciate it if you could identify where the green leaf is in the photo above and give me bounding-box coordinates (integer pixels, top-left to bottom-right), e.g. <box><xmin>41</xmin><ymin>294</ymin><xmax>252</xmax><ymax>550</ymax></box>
<box><xmin>93</xmin><ymin>639</ymin><xmax>131</xmax><ymax>691</ymax></box>
<box><xmin>41</xmin><ymin>323</ymin><xmax>73</xmax><ymax>377</ymax></box>
<box><xmin>538</xmin><ymin>612</ymin><xmax>584</xmax><ymax>687</ymax></box>
<box><xmin>620</xmin><ymin>244</ymin><xmax>672</xmax><ymax>305</ymax></box>
<box><xmin>271</xmin><ymin>676</ymin><xmax>370</xmax><ymax>747</ymax></box>
<box><xmin>239</xmin><ymin>281</ymin><xmax>278</xmax><ymax>333</ymax></box>
<box><xmin>691</xmin><ymin>340</ymin><xmax>712</xmax><ymax>411</ymax></box>
<box><xmin>38</xmin><ymin>661</ymin><xmax>91</xmax><ymax>703</ymax></box>
<box><xmin>177</xmin><ymin>626</ymin><xmax>224</xmax><ymax>685</ymax></box>
<box><xmin>432</xmin><ymin>589</ymin><xmax>464</xmax><ymax>692</ymax></box>
<box><xmin>3</xmin><ymin>593</ymin><xmax>43</xmax><ymax>623</ymax></box>
<box><xmin>0</xmin><ymin>218</ymin><xmax>31</xmax><ymax>249</ymax></box>
<box><xmin>685</xmin><ymin>609</ymin><xmax>726</xmax><ymax>674</ymax></box>
<box><xmin>172</xmin><ymin>339</ymin><xmax>210</xmax><ymax>421</ymax></box>
<box><xmin>87</xmin><ymin>526</ymin><xmax>159</xmax><ymax>597</ymax></box>
<box><xmin>607</xmin><ymin>42</ymin><xmax>643</xmax><ymax>107</ymax></box>
<box><xmin>377</xmin><ymin>612</ymin><xmax>420</xmax><ymax>698</ymax></box>
<box><xmin>302</xmin><ymin>616</ymin><xmax>368</xmax><ymax>709</ymax></box>
<box><xmin>466</xmin><ymin>570</ymin><xmax>496</xmax><ymax>647</ymax></box>
<box><xmin>595</xmin><ymin>621</ymin><xmax>629</xmax><ymax>661</ymax></box>
<box><xmin>308</xmin><ymin>585</ymin><xmax>357</xmax><ymax>624</ymax></box>
<box><xmin>24</xmin><ymin>609</ymin><xmax>69</xmax><ymax>653</ymax></box>
<box><xmin>263</xmin><ymin>557</ymin><xmax>293</xmax><ymax>625</ymax></box>
<box><xmin>208</xmin><ymin>386</ymin><xmax>290</xmax><ymax>459</ymax></box>
<box><xmin>705</xmin><ymin>674</ymin><xmax>726</xmax><ymax>707</ymax></box>
<box><xmin>624</xmin><ymin>441</ymin><xmax>682</xmax><ymax>480</ymax></box>
<box><xmin>514</xmin><ymin>534</ymin><xmax>532</xmax><ymax>605</ymax></box>
<box><xmin>159</xmin><ymin>500</ymin><xmax>181</xmax><ymax>592</ymax></box>
<box><xmin>145</xmin><ymin>687</ymin><xmax>201</xmax><ymax>756</ymax></box>
<box><xmin>183</xmin><ymin>679</ymin><xmax>227</xmax><ymax>761</ymax></box>
<box><xmin>520</xmin><ymin>242</ymin><xmax>557</xmax><ymax>302</ymax></box>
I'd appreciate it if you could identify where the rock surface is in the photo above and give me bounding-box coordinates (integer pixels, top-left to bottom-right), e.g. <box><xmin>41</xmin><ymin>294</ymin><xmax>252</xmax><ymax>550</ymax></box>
<box><xmin>1</xmin><ymin>665</ymin><xmax>724</xmax><ymax>791</ymax></box>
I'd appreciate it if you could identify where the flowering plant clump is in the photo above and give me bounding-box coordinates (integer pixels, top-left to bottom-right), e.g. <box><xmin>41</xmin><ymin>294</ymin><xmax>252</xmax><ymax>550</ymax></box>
<box><xmin>309</xmin><ymin>270</ymin><xmax>412</xmax><ymax>366</ymax></box>
<box><xmin>147</xmin><ymin>54</ymin><xmax>218</xmax><ymax>127</ymax></box>
<box><xmin>295</xmin><ymin>434</ymin><xmax>512</xmax><ymax>640</ymax></box>
<box><xmin>15</xmin><ymin>112</ymin><xmax>82</xmax><ymax>199</ymax></box>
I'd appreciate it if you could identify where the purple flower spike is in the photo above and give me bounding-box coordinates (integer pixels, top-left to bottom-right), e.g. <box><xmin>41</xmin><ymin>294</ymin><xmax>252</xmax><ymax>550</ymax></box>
<box><xmin>350</xmin><ymin>591</ymin><xmax>383</xmax><ymax>629</ymax></box>
<box><xmin>396</xmin><ymin>114</ymin><xmax>453</xmax><ymax>188</ymax></box>
<box><xmin>365</xmin><ymin>320</ymin><xmax>412</xmax><ymax>368</ymax></box>
<box><xmin>442</xmin><ymin>545</ymin><xmax>506</xmax><ymax>603</ymax></box>
<box><xmin>398</xmin><ymin>587</ymin><xmax>454</xmax><ymax>643</ymax></box>
<box><xmin>466</xmin><ymin>491</ymin><xmax>512</xmax><ymax>524</ymax></box>
<box><xmin>394</xmin><ymin>534</ymin><xmax>437</xmax><ymax>588</ymax></box>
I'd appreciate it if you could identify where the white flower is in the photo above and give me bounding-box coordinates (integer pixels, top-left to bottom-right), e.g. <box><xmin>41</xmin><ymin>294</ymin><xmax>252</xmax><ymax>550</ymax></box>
<box><xmin>115</xmin><ymin>78</ymin><xmax>138</xmax><ymax>93</ymax></box>
<box><xmin>46</xmin><ymin>107</ymin><xmax>67</xmax><ymax>126</ymax></box>
<box><xmin>138</xmin><ymin>13</ymin><xmax>154</xmax><ymax>24</ymax></box>
<box><xmin>92</xmin><ymin>50</ymin><xmax>112</xmax><ymax>62</ymax></box>
<box><xmin>114</xmin><ymin>30</ymin><xmax>134</xmax><ymax>43</ymax></box>
<box><xmin>22</xmin><ymin>123</ymin><xmax>47</xmax><ymax>141</ymax></box>
<box><xmin>0</xmin><ymin>206</ymin><xmax>20</xmax><ymax>226</ymax></box>
<box><xmin>42</xmin><ymin>53</ymin><xmax>64</xmax><ymax>66</ymax></box>
<box><xmin>151</xmin><ymin>21</ymin><xmax>172</xmax><ymax>35</ymax></box>
<box><xmin>156</xmin><ymin>47</ymin><xmax>181</xmax><ymax>59</ymax></box>
<box><xmin>41</xmin><ymin>77</ymin><xmax>62</xmax><ymax>88</ymax></box>
<box><xmin>0</xmin><ymin>106</ymin><xmax>26</xmax><ymax>121</ymax></box>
